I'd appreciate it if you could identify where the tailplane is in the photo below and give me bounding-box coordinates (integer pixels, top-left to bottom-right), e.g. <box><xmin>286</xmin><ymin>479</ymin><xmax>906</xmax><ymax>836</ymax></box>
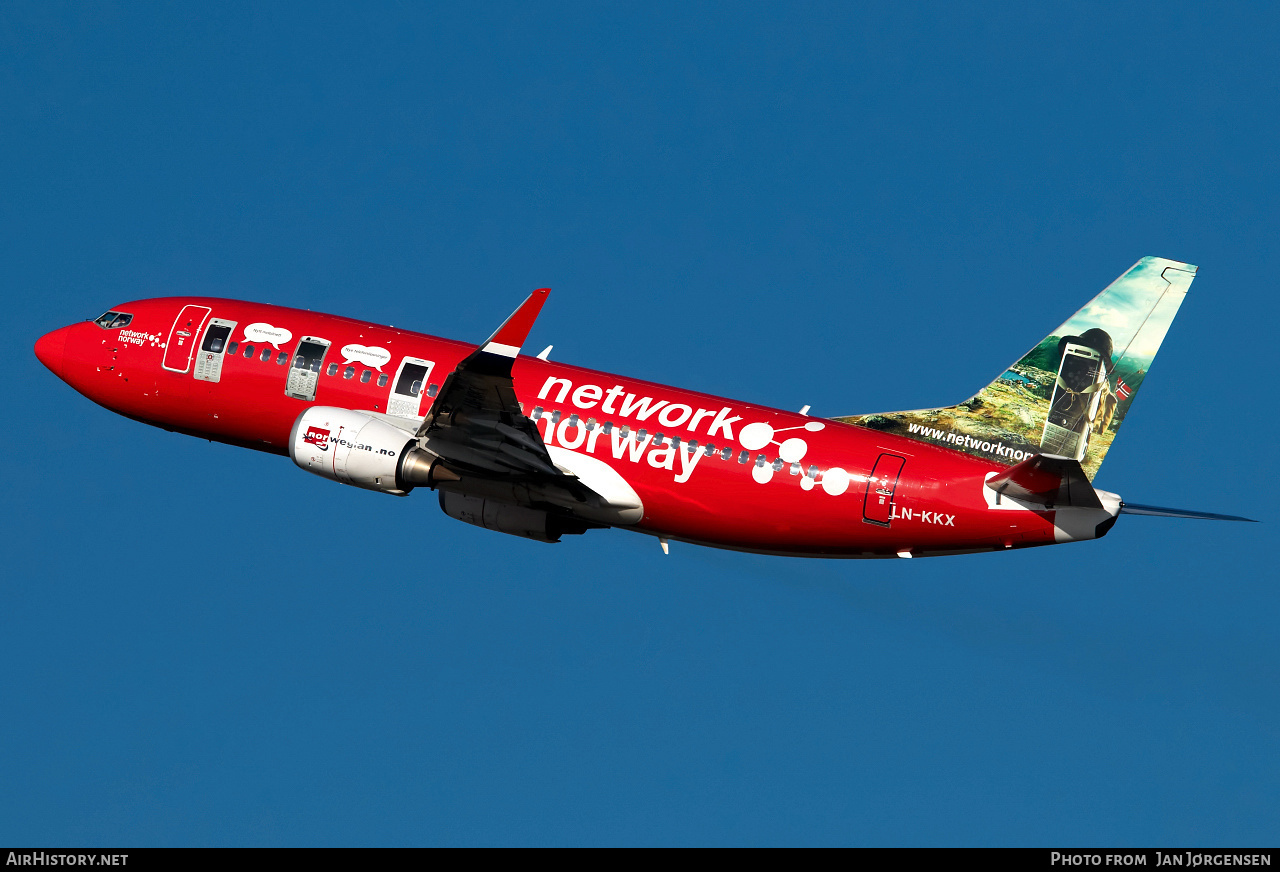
<box><xmin>835</xmin><ymin>256</ymin><xmax>1197</xmax><ymax>481</ymax></box>
<box><xmin>1118</xmin><ymin>503</ymin><xmax>1256</xmax><ymax>522</ymax></box>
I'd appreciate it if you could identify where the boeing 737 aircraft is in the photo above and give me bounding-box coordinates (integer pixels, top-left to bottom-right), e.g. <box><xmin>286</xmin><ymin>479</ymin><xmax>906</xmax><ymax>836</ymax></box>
<box><xmin>33</xmin><ymin>256</ymin><xmax>1252</xmax><ymax>557</ymax></box>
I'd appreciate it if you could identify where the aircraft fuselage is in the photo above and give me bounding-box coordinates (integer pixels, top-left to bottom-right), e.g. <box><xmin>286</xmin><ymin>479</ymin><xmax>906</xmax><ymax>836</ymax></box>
<box><xmin>35</xmin><ymin>295</ymin><xmax>1108</xmax><ymax>557</ymax></box>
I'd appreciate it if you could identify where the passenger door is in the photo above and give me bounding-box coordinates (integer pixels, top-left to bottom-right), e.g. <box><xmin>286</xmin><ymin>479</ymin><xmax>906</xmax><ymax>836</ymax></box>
<box><xmin>162</xmin><ymin>305</ymin><xmax>211</xmax><ymax>373</ymax></box>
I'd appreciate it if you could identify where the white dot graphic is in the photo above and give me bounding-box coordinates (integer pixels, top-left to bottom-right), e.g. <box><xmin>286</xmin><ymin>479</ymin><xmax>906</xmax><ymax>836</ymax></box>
<box><xmin>821</xmin><ymin>467</ymin><xmax>850</xmax><ymax>496</ymax></box>
<box><xmin>739</xmin><ymin>422</ymin><xmax>773</xmax><ymax>451</ymax></box>
<box><xmin>778</xmin><ymin>437</ymin><xmax>807</xmax><ymax>463</ymax></box>
<box><xmin>738</xmin><ymin>420</ymin><xmax>827</xmax><ymax>486</ymax></box>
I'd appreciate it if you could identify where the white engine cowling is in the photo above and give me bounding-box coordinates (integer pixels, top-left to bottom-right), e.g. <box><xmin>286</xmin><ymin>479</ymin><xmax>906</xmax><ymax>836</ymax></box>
<box><xmin>290</xmin><ymin>407</ymin><xmax>424</xmax><ymax>495</ymax></box>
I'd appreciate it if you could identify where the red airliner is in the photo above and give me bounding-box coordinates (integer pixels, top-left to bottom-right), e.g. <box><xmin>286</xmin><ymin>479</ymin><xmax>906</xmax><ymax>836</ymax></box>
<box><xmin>33</xmin><ymin>257</ymin><xmax>1251</xmax><ymax>557</ymax></box>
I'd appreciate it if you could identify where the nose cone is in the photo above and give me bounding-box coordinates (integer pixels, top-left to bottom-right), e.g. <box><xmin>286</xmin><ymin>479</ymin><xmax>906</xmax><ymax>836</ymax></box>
<box><xmin>34</xmin><ymin>325</ymin><xmax>71</xmax><ymax>378</ymax></box>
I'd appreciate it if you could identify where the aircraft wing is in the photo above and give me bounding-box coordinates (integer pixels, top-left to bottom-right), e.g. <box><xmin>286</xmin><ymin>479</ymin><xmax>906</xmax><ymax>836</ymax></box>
<box><xmin>414</xmin><ymin>289</ymin><xmax>575</xmax><ymax>483</ymax></box>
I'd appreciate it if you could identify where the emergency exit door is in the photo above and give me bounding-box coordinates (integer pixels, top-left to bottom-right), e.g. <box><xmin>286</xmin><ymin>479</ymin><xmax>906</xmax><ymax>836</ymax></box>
<box><xmin>863</xmin><ymin>453</ymin><xmax>906</xmax><ymax>527</ymax></box>
<box><xmin>387</xmin><ymin>356</ymin><xmax>435</xmax><ymax>418</ymax></box>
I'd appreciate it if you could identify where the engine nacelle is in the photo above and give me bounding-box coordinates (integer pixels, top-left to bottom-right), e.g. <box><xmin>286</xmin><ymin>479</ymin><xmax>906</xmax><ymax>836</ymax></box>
<box><xmin>290</xmin><ymin>407</ymin><xmax>440</xmax><ymax>495</ymax></box>
<box><xmin>439</xmin><ymin>491</ymin><xmax>589</xmax><ymax>543</ymax></box>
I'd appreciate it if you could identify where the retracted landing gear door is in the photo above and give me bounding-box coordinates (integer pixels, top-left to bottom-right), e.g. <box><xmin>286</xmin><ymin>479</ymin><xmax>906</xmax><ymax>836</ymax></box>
<box><xmin>162</xmin><ymin>305</ymin><xmax>212</xmax><ymax>373</ymax></box>
<box><xmin>863</xmin><ymin>453</ymin><xmax>906</xmax><ymax>527</ymax></box>
<box><xmin>387</xmin><ymin>356</ymin><xmax>435</xmax><ymax>418</ymax></box>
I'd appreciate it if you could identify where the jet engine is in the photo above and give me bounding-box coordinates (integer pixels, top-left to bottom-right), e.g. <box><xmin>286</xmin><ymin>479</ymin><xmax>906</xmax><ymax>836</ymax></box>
<box><xmin>289</xmin><ymin>407</ymin><xmax>632</xmax><ymax>542</ymax></box>
<box><xmin>289</xmin><ymin>407</ymin><xmax>450</xmax><ymax>495</ymax></box>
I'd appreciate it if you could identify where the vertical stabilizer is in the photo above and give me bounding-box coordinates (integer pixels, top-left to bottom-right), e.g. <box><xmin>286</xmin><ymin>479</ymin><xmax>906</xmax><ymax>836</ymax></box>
<box><xmin>835</xmin><ymin>257</ymin><xmax>1197</xmax><ymax>480</ymax></box>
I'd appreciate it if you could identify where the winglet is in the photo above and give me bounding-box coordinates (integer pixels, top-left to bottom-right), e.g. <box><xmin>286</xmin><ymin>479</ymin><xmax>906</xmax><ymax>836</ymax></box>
<box><xmin>482</xmin><ymin>288</ymin><xmax>550</xmax><ymax>358</ymax></box>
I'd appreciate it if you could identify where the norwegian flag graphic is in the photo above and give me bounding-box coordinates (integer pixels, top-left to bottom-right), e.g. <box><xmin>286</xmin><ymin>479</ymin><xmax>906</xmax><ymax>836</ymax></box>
<box><xmin>1115</xmin><ymin>378</ymin><xmax>1132</xmax><ymax>400</ymax></box>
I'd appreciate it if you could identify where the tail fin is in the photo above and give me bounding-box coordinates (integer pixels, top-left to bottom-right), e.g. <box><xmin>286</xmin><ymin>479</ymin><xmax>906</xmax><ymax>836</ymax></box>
<box><xmin>835</xmin><ymin>257</ymin><xmax>1197</xmax><ymax>481</ymax></box>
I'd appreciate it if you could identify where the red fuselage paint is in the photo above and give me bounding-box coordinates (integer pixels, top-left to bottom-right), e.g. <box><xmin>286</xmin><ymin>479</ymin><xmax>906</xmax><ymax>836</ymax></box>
<box><xmin>36</xmin><ymin>296</ymin><xmax>1062</xmax><ymax>556</ymax></box>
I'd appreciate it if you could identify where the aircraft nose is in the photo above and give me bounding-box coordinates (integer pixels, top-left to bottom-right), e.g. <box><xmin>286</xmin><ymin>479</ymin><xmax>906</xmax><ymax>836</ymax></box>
<box><xmin>34</xmin><ymin>325</ymin><xmax>71</xmax><ymax>378</ymax></box>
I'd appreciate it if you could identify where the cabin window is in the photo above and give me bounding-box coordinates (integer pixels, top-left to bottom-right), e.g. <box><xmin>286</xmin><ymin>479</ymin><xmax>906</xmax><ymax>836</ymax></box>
<box><xmin>551</xmin><ymin>410</ymin><xmax>562</xmax><ymax>424</ymax></box>
<box><xmin>703</xmin><ymin>443</ymin><xmax>715</xmax><ymax>456</ymax></box>
<box><xmin>276</xmin><ymin>351</ymin><xmax>287</xmax><ymax>365</ymax></box>
<box><xmin>602</xmin><ymin>422</ymin><xmax>613</xmax><ymax>434</ymax></box>
<box><xmin>360</xmin><ymin>370</ymin><xmax>372</xmax><ymax>383</ymax></box>
<box><xmin>93</xmin><ymin>311</ymin><xmax>134</xmax><ymax>330</ymax></box>
<box><xmin>636</xmin><ymin>429</ymin><xmax>647</xmax><ymax>442</ymax></box>
<box><xmin>755</xmin><ymin>455</ymin><xmax>767</xmax><ymax>468</ymax></box>
<box><xmin>654</xmin><ymin>433</ymin><xmax>664</xmax><ymax>446</ymax></box>
<box><xmin>409</xmin><ymin>379</ymin><xmax>422</xmax><ymax>396</ymax></box>
<box><xmin>738</xmin><ymin>450</ymin><xmax>749</xmax><ymax>464</ymax></box>
<box><xmin>721</xmin><ymin>447</ymin><xmax>732</xmax><ymax>461</ymax></box>
<box><xmin>687</xmin><ymin>440</ymin><xmax>697</xmax><ymax>452</ymax></box>
<box><xmin>243</xmin><ymin>344</ymin><xmax>255</xmax><ymax>358</ymax></box>
<box><xmin>568</xmin><ymin>414</ymin><xmax>579</xmax><ymax>427</ymax></box>
<box><xmin>343</xmin><ymin>366</ymin><xmax>355</xmax><ymax>380</ymax></box>
<box><xmin>531</xmin><ymin>407</ymin><xmax>544</xmax><ymax>420</ymax></box>
<box><xmin>227</xmin><ymin>341</ymin><xmax>239</xmax><ymax>355</ymax></box>
<box><xmin>790</xmin><ymin>462</ymin><xmax>801</xmax><ymax>475</ymax></box>
<box><xmin>772</xmin><ymin>457</ymin><xmax>783</xmax><ymax>471</ymax></box>
<box><xmin>807</xmin><ymin>465</ymin><xmax>818</xmax><ymax>479</ymax></box>
<box><xmin>427</xmin><ymin>384</ymin><xmax>439</xmax><ymax>397</ymax></box>
<box><xmin>586</xmin><ymin>418</ymin><xmax>597</xmax><ymax>431</ymax></box>
<box><xmin>377</xmin><ymin>373</ymin><xmax>388</xmax><ymax>386</ymax></box>
<box><xmin>327</xmin><ymin>363</ymin><xmax>338</xmax><ymax>376</ymax></box>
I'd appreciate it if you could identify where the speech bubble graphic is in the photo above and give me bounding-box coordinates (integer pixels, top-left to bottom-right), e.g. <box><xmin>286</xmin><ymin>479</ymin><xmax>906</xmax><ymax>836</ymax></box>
<box><xmin>341</xmin><ymin>344</ymin><xmax>392</xmax><ymax>371</ymax></box>
<box><xmin>243</xmin><ymin>322</ymin><xmax>293</xmax><ymax>350</ymax></box>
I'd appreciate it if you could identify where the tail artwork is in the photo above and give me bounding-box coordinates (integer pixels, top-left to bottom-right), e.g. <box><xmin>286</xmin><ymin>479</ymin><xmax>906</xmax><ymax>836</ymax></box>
<box><xmin>835</xmin><ymin>257</ymin><xmax>1197</xmax><ymax>481</ymax></box>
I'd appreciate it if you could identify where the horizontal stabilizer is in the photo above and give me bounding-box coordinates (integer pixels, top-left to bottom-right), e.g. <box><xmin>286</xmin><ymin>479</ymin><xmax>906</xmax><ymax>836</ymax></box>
<box><xmin>985</xmin><ymin>453</ymin><xmax>1102</xmax><ymax>509</ymax></box>
<box><xmin>1119</xmin><ymin>503</ymin><xmax>1257</xmax><ymax>522</ymax></box>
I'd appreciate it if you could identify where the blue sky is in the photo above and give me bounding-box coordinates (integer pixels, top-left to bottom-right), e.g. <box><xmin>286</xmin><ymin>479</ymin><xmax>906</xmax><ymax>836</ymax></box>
<box><xmin>3</xmin><ymin>3</ymin><xmax>1276</xmax><ymax>846</ymax></box>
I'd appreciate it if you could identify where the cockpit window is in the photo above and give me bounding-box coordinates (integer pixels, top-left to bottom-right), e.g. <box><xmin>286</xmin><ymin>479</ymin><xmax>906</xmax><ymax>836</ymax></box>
<box><xmin>93</xmin><ymin>311</ymin><xmax>133</xmax><ymax>330</ymax></box>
